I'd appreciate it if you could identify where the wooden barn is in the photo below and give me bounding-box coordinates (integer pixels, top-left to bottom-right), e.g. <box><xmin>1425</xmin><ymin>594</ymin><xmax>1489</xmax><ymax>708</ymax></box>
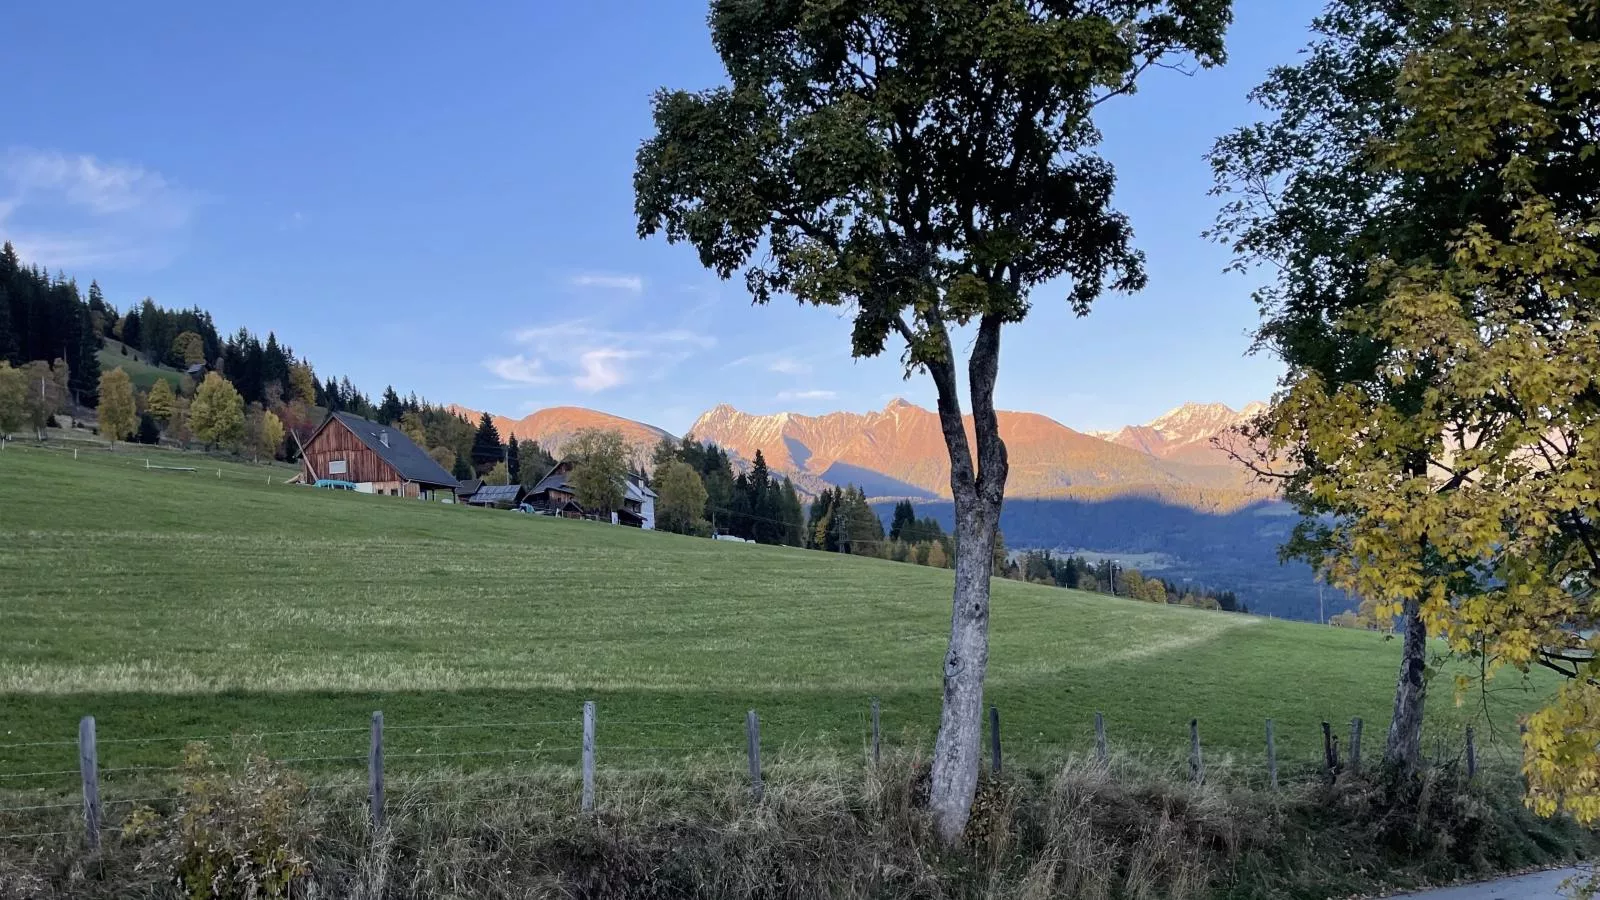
<box><xmin>298</xmin><ymin>411</ymin><xmax>456</xmax><ymax>500</ymax></box>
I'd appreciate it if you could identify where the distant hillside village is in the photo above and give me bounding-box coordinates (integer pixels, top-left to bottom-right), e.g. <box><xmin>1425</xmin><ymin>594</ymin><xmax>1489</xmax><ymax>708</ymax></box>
<box><xmin>0</xmin><ymin>241</ymin><xmax>1248</xmax><ymax>615</ymax></box>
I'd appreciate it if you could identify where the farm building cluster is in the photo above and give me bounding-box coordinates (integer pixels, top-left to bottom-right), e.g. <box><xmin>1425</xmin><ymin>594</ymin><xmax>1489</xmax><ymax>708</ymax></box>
<box><xmin>293</xmin><ymin>411</ymin><xmax>657</xmax><ymax>528</ymax></box>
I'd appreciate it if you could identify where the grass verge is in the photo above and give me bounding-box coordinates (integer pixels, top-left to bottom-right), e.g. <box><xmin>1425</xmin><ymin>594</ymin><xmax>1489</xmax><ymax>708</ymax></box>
<box><xmin>1</xmin><ymin>747</ymin><xmax>1591</xmax><ymax>899</ymax></box>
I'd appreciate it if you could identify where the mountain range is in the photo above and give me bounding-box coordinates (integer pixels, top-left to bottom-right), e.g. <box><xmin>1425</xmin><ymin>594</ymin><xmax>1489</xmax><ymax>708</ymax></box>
<box><xmin>455</xmin><ymin>398</ymin><xmax>1267</xmax><ymax>508</ymax></box>
<box><xmin>448</xmin><ymin>397</ymin><xmax>1339</xmax><ymax>619</ymax></box>
<box><xmin>446</xmin><ymin>404</ymin><xmax>674</xmax><ymax>463</ymax></box>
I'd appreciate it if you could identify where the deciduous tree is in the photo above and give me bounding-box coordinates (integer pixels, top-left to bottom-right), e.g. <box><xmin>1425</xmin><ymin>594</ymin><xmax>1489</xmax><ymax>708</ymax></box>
<box><xmin>190</xmin><ymin>372</ymin><xmax>245</xmax><ymax>450</ymax></box>
<box><xmin>569</xmin><ymin>428</ymin><xmax>627</xmax><ymax>515</ymax></box>
<box><xmin>172</xmin><ymin>331</ymin><xmax>206</xmax><ymax>367</ymax></box>
<box><xmin>96</xmin><ymin>367</ymin><xmax>137</xmax><ymax>441</ymax></box>
<box><xmin>146</xmin><ymin>377</ymin><xmax>176</xmax><ymax>423</ymax></box>
<box><xmin>1209</xmin><ymin>0</ymin><xmax>1466</xmax><ymax>778</ymax></box>
<box><xmin>259</xmin><ymin>409</ymin><xmax>284</xmax><ymax>461</ymax></box>
<box><xmin>429</xmin><ymin>446</ymin><xmax>457</xmax><ymax>473</ymax></box>
<box><xmin>656</xmin><ymin>459</ymin><xmax>710</xmax><ymax>534</ymax></box>
<box><xmin>634</xmin><ymin>0</ymin><xmax>1229</xmax><ymax>841</ymax></box>
<box><xmin>483</xmin><ymin>461</ymin><xmax>510</xmax><ymax>486</ymax></box>
<box><xmin>0</xmin><ymin>362</ymin><xmax>27</xmax><ymax>437</ymax></box>
<box><xmin>288</xmin><ymin>363</ymin><xmax>317</xmax><ymax>405</ymax></box>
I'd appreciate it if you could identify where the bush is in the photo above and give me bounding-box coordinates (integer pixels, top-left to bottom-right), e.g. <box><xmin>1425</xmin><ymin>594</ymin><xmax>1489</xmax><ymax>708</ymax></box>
<box><xmin>123</xmin><ymin>743</ymin><xmax>314</xmax><ymax>900</ymax></box>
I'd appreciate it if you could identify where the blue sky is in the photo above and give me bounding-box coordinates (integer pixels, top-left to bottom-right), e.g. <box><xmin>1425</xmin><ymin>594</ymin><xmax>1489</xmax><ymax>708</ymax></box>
<box><xmin>1</xmin><ymin>0</ymin><xmax>1322</xmax><ymax>435</ymax></box>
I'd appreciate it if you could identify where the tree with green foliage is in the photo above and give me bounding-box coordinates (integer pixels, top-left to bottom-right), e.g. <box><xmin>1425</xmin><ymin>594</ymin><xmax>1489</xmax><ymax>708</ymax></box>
<box><xmin>1208</xmin><ymin>0</ymin><xmax>1542</xmax><ymax>780</ymax></box>
<box><xmin>635</xmin><ymin>0</ymin><xmax>1231</xmax><ymax>840</ymax></box>
<box><xmin>569</xmin><ymin>428</ymin><xmax>628</xmax><ymax>515</ymax></box>
<box><xmin>469</xmin><ymin>412</ymin><xmax>503</xmax><ymax>475</ymax></box>
<box><xmin>259</xmin><ymin>409</ymin><xmax>284</xmax><ymax>462</ymax></box>
<box><xmin>96</xmin><ymin>367</ymin><xmax>138</xmax><ymax>441</ymax></box>
<box><xmin>0</xmin><ymin>362</ymin><xmax>27</xmax><ymax>437</ymax></box>
<box><xmin>506</xmin><ymin>431</ymin><xmax>521</xmax><ymax>484</ymax></box>
<box><xmin>656</xmin><ymin>459</ymin><xmax>710</xmax><ymax>535</ymax></box>
<box><xmin>189</xmin><ymin>372</ymin><xmax>245</xmax><ymax>450</ymax></box>
<box><xmin>429</xmin><ymin>445</ymin><xmax>457</xmax><ymax>474</ymax></box>
<box><xmin>517</xmin><ymin>439</ymin><xmax>557</xmax><ymax>487</ymax></box>
<box><xmin>1225</xmin><ymin>0</ymin><xmax>1600</xmax><ymax>819</ymax></box>
<box><xmin>146</xmin><ymin>376</ymin><xmax>176</xmax><ymax>423</ymax></box>
<box><xmin>134</xmin><ymin>412</ymin><xmax>160</xmax><ymax>445</ymax></box>
<box><xmin>399</xmin><ymin>410</ymin><xmax>427</xmax><ymax>448</ymax></box>
<box><xmin>483</xmin><ymin>461</ymin><xmax>510</xmax><ymax>486</ymax></box>
<box><xmin>451</xmin><ymin>455</ymin><xmax>474</xmax><ymax>482</ymax></box>
<box><xmin>288</xmin><ymin>363</ymin><xmax>317</xmax><ymax>404</ymax></box>
<box><xmin>172</xmin><ymin>331</ymin><xmax>207</xmax><ymax>367</ymax></box>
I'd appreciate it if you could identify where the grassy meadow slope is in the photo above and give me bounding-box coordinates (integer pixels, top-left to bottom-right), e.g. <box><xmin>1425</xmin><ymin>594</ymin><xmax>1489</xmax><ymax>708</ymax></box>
<box><xmin>0</xmin><ymin>443</ymin><xmax>1553</xmax><ymax>785</ymax></box>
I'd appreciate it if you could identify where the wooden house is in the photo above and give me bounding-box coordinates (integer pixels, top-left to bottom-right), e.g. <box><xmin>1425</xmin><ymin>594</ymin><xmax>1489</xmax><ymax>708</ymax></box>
<box><xmin>526</xmin><ymin>461</ymin><xmax>656</xmax><ymax>528</ymax></box>
<box><xmin>298</xmin><ymin>411</ymin><xmax>456</xmax><ymax>499</ymax></box>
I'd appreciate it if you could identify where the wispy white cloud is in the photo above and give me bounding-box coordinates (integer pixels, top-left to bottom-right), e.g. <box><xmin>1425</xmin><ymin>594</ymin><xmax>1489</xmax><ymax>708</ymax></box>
<box><xmin>573</xmin><ymin>349</ymin><xmax>641</xmax><ymax>392</ymax></box>
<box><xmin>768</xmin><ymin>357</ymin><xmax>812</xmax><ymax>376</ymax></box>
<box><xmin>0</xmin><ymin>148</ymin><xmax>203</xmax><ymax>269</ymax></box>
<box><xmin>485</xmin><ymin>319</ymin><xmax>712</xmax><ymax>394</ymax></box>
<box><xmin>486</xmin><ymin>354</ymin><xmax>554</xmax><ymax>385</ymax></box>
<box><xmin>567</xmin><ymin>272</ymin><xmax>644</xmax><ymax>293</ymax></box>
<box><xmin>777</xmin><ymin>389</ymin><xmax>838</xmax><ymax>401</ymax></box>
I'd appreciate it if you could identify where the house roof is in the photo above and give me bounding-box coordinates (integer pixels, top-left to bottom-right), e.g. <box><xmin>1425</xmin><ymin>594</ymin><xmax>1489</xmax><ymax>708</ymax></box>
<box><xmin>466</xmin><ymin>483</ymin><xmax>523</xmax><ymax>506</ymax></box>
<box><xmin>531</xmin><ymin>462</ymin><xmax>657</xmax><ymax>501</ymax></box>
<box><xmin>456</xmin><ymin>478</ymin><xmax>483</xmax><ymax>497</ymax></box>
<box><xmin>530</xmin><ymin>464</ymin><xmax>573</xmax><ymax>495</ymax></box>
<box><xmin>324</xmin><ymin>411</ymin><xmax>456</xmax><ymax>487</ymax></box>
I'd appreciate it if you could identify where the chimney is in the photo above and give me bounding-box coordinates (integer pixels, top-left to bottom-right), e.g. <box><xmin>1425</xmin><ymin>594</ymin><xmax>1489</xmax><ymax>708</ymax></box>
<box><xmin>380</xmin><ymin>431</ymin><xmax>390</xmax><ymax>448</ymax></box>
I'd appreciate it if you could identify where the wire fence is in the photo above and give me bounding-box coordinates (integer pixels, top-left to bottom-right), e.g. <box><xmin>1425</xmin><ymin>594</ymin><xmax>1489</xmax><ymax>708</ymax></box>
<box><xmin>0</xmin><ymin>699</ymin><xmax>1498</xmax><ymax>849</ymax></box>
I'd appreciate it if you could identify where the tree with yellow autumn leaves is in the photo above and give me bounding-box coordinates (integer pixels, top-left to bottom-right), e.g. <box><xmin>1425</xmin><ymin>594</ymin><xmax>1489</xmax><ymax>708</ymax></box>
<box><xmin>1218</xmin><ymin>0</ymin><xmax>1600</xmax><ymax>816</ymax></box>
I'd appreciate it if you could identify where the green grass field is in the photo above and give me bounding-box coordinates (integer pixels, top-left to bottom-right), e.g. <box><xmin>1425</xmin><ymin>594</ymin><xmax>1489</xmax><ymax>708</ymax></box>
<box><xmin>96</xmin><ymin>341</ymin><xmax>184</xmax><ymax>392</ymax></box>
<box><xmin>0</xmin><ymin>442</ymin><xmax>1554</xmax><ymax>795</ymax></box>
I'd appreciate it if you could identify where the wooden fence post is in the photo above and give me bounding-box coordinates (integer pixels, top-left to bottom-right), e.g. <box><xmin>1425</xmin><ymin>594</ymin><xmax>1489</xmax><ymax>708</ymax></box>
<box><xmin>582</xmin><ymin>701</ymin><xmax>596</xmax><ymax>812</ymax></box>
<box><xmin>1349</xmin><ymin>717</ymin><xmax>1363</xmax><ymax>773</ymax></box>
<box><xmin>746</xmin><ymin>710</ymin><xmax>764</xmax><ymax>801</ymax></box>
<box><xmin>869</xmin><ymin>698</ymin><xmax>881</xmax><ymax>766</ymax></box>
<box><xmin>989</xmin><ymin>706</ymin><xmax>1002</xmax><ymax>776</ymax></box>
<box><xmin>1265</xmin><ymin>719</ymin><xmax>1278</xmax><ymax>790</ymax></box>
<box><xmin>1466</xmin><ymin>726</ymin><xmax>1477</xmax><ymax>780</ymax></box>
<box><xmin>369</xmin><ymin>711</ymin><xmax>385</xmax><ymax>829</ymax></box>
<box><xmin>1322</xmin><ymin>722</ymin><xmax>1339</xmax><ymax>779</ymax></box>
<box><xmin>79</xmin><ymin>716</ymin><xmax>100</xmax><ymax>850</ymax></box>
<box><xmin>1189</xmin><ymin>719</ymin><xmax>1204</xmax><ymax>785</ymax></box>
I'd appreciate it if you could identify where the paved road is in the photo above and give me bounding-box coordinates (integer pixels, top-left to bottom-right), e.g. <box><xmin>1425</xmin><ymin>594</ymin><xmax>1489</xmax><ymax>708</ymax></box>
<box><xmin>1386</xmin><ymin>867</ymin><xmax>1592</xmax><ymax>899</ymax></box>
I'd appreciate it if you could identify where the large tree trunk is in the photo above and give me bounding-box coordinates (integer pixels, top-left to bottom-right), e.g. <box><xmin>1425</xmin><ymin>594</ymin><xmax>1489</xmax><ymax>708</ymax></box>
<box><xmin>928</xmin><ymin>491</ymin><xmax>1001</xmax><ymax>840</ymax></box>
<box><xmin>1384</xmin><ymin>595</ymin><xmax>1427</xmax><ymax>776</ymax></box>
<box><xmin>1385</xmin><ymin>460</ymin><xmax>1431</xmax><ymax>778</ymax></box>
<box><xmin>926</xmin><ymin>316</ymin><xmax>1008</xmax><ymax>844</ymax></box>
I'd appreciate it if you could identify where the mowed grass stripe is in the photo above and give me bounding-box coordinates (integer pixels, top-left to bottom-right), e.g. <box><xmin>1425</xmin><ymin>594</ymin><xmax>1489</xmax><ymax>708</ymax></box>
<box><xmin>0</xmin><ymin>448</ymin><xmax>1553</xmax><ymax>783</ymax></box>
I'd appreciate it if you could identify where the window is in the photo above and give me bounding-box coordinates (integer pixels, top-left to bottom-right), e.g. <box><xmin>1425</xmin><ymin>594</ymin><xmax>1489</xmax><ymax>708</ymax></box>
<box><xmin>328</xmin><ymin>459</ymin><xmax>348</xmax><ymax>475</ymax></box>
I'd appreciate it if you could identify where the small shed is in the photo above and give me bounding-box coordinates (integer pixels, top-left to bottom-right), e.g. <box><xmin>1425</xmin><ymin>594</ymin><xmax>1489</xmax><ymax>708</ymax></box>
<box><xmin>465</xmin><ymin>483</ymin><xmax>526</xmax><ymax>509</ymax></box>
<box><xmin>298</xmin><ymin>411</ymin><xmax>456</xmax><ymax>500</ymax></box>
<box><xmin>455</xmin><ymin>478</ymin><xmax>483</xmax><ymax>504</ymax></box>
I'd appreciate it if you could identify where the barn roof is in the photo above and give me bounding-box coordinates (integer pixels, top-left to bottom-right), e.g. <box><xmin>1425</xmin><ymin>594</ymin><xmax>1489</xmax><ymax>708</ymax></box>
<box><xmin>466</xmin><ymin>483</ymin><xmax>524</xmax><ymax>506</ymax></box>
<box><xmin>326</xmin><ymin>411</ymin><xmax>456</xmax><ymax>488</ymax></box>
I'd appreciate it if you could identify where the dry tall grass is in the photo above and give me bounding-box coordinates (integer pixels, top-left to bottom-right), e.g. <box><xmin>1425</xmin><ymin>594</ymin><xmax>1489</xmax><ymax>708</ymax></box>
<box><xmin>0</xmin><ymin>746</ymin><xmax>1590</xmax><ymax>900</ymax></box>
